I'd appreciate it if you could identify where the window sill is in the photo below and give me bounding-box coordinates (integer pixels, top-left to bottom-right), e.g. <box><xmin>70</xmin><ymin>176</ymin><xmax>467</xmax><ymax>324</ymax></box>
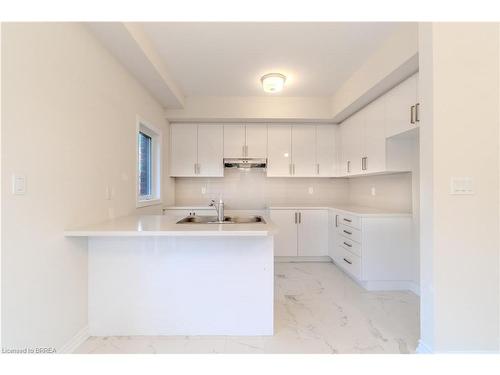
<box><xmin>136</xmin><ymin>199</ymin><xmax>162</xmax><ymax>208</ymax></box>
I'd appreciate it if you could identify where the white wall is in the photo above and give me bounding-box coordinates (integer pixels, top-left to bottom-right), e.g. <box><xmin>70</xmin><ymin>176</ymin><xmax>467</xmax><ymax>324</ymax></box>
<box><xmin>1</xmin><ymin>23</ymin><xmax>173</xmax><ymax>351</ymax></box>
<box><xmin>174</xmin><ymin>169</ymin><xmax>349</xmax><ymax>209</ymax></box>
<box><xmin>331</xmin><ymin>23</ymin><xmax>419</xmax><ymax>122</ymax></box>
<box><xmin>418</xmin><ymin>22</ymin><xmax>500</xmax><ymax>352</ymax></box>
<box><xmin>165</xmin><ymin>96</ymin><xmax>333</xmax><ymax>123</ymax></box>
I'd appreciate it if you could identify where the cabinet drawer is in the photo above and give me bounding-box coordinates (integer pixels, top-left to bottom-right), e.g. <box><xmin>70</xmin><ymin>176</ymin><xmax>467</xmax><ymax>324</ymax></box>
<box><xmin>336</xmin><ymin>246</ymin><xmax>362</xmax><ymax>280</ymax></box>
<box><xmin>337</xmin><ymin>224</ymin><xmax>362</xmax><ymax>243</ymax></box>
<box><xmin>337</xmin><ymin>236</ymin><xmax>361</xmax><ymax>257</ymax></box>
<box><xmin>337</xmin><ymin>213</ymin><xmax>361</xmax><ymax>229</ymax></box>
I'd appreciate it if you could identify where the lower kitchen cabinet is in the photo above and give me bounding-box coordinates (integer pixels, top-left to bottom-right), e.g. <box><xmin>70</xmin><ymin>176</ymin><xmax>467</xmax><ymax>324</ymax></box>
<box><xmin>330</xmin><ymin>210</ymin><xmax>414</xmax><ymax>291</ymax></box>
<box><xmin>269</xmin><ymin>208</ymin><xmax>329</xmax><ymax>257</ymax></box>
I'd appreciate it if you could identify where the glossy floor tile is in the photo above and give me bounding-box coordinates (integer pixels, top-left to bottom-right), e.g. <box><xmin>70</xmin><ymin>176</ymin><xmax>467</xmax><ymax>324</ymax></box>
<box><xmin>75</xmin><ymin>262</ymin><xmax>419</xmax><ymax>354</ymax></box>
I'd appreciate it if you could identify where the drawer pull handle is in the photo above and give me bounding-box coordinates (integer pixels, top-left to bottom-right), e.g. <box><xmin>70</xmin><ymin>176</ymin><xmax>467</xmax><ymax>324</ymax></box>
<box><xmin>343</xmin><ymin>230</ymin><xmax>352</xmax><ymax>235</ymax></box>
<box><xmin>343</xmin><ymin>218</ymin><xmax>352</xmax><ymax>223</ymax></box>
<box><xmin>343</xmin><ymin>242</ymin><xmax>352</xmax><ymax>248</ymax></box>
<box><xmin>343</xmin><ymin>258</ymin><xmax>352</xmax><ymax>265</ymax></box>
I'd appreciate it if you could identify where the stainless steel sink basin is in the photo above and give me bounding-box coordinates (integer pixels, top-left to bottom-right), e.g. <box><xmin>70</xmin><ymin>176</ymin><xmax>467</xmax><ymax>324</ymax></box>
<box><xmin>176</xmin><ymin>215</ymin><xmax>266</xmax><ymax>224</ymax></box>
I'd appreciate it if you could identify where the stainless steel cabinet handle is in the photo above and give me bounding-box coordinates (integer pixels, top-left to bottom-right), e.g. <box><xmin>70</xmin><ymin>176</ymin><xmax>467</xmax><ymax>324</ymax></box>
<box><xmin>343</xmin><ymin>218</ymin><xmax>352</xmax><ymax>223</ymax></box>
<box><xmin>347</xmin><ymin>160</ymin><xmax>351</xmax><ymax>173</ymax></box>
<box><xmin>294</xmin><ymin>212</ymin><xmax>298</xmax><ymax>224</ymax></box>
<box><xmin>194</xmin><ymin>163</ymin><xmax>197</xmax><ymax>174</ymax></box>
<box><xmin>362</xmin><ymin>156</ymin><xmax>367</xmax><ymax>171</ymax></box>
<box><xmin>415</xmin><ymin>103</ymin><xmax>420</xmax><ymax>122</ymax></box>
<box><xmin>316</xmin><ymin>163</ymin><xmax>320</xmax><ymax>175</ymax></box>
<box><xmin>343</xmin><ymin>241</ymin><xmax>352</xmax><ymax>248</ymax></box>
<box><xmin>298</xmin><ymin>212</ymin><xmax>301</xmax><ymax>224</ymax></box>
<box><xmin>343</xmin><ymin>230</ymin><xmax>352</xmax><ymax>235</ymax></box>
<box><xmin>410</xmin><ymin>105</ymin><xmax>416</xmax><ymax>124</ymax></box>
<box><xmin>343</xmin><ymin>258</ymin><xmax>352</xmax><ymax>265</ymax></box>
<box><xmin>335</xmin><ymin>215</ymin><xmax>338</xmax><ymax>227</ymax></box>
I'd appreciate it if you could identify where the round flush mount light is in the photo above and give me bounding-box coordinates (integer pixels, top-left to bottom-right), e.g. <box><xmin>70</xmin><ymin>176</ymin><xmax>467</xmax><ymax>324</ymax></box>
<box><xmin>261</xmin><ymin>73</ymin><xmax>286</xmax><ymax>93</ymax></box>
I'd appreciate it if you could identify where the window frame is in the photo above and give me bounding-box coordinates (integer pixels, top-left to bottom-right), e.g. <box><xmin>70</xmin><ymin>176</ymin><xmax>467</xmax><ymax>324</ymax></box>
<box><xmin>136</xmin><ymin>117</ymin><xmax>162</xmax><ymax>208</ymax></box>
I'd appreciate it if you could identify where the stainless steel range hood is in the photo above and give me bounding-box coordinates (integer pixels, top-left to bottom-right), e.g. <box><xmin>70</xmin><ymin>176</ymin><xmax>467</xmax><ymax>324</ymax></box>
<box><xmin>223</xmin><ymin>158</ymin><xmax>267</xmax><ymax>169</ymax></box>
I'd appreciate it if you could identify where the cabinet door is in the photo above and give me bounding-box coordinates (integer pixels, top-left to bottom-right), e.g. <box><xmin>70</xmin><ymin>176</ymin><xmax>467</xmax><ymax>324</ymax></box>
<box><xmin>385</xmin><ymin>73</ymin><xmax>418</xmax><ymax>138</ymax></box>
<box><xmin>245</xmin><ymin>124</ymin><xmax>267</xmax><ymax>158</ymax></box>
<box><xmin>197</xmin><ymin>124</ymin><xmax>224</xmax><ymax>177</ymax></box>
<box><xmin>269</xmin><ymin>210</ymin><xmax>298</xmax><ymax>256</ymax></box>
<box><xmin>223</xmin><ymin>124</ymin><xmax>245</xmax><ymax>158</ymax></box>
<box><xmin>340</xmin><ymin>112</ymin><xmax>363</xmax><ymax>176</ymax></box>
<box><xmin>363</xmin><ymin>95</ymin><xmax>386</xmax><ymax>173</ymax></box>
<box><xmin>291</xmin><ymin>125</ymin><xmax>316</xmax><ymax>177</ymax></box>
<box><xmin>297</xmin><ymin>210</ymin><xmax>329</xmax><ymax>256</ymax></box>
<box><xmin>267</xmin><ymin>125</ymin><xmax>292</xmax><ymax>177</ymax></box>
<box><xmin>170</xmin><ymin>124</ymin><xmax>198</xmax><ymax>177</ymax></box>
<box><xmin>316</xmin><ymin>125</ymin><xmax>337</xmax><ymax>177</ymax></box>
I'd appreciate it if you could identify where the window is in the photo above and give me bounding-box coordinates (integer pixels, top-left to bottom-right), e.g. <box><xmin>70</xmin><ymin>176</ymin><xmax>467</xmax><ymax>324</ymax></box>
<box><xmin>137</xmin><ymin>119</ymin><xmax>161</xmax><ymax>207</ymax></box>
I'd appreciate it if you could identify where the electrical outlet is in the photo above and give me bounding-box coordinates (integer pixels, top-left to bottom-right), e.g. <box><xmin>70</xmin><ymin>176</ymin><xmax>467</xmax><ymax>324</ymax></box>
<box><xmin>201</xmin><ymin>186</ymin><xmax>207</xmax><ymax>195</ymax></box>
<box><xmin>308</xmin><ymin>186</ymin><xmax>314</xmax><ymax>195</ymax></box>
<box><xmin>450</xmin><ymin>177</ymin><xmax>473</xmax><ymax>195</ymax></box>
<box><xmin>12</xmin><ymin>175</ymin><xmax>26</xmax><ymax>195</ymax></box>
<box><xmin>371</xmin><ymin>187</ymin><xmax>376</xmax><ymax>196</ymax></box>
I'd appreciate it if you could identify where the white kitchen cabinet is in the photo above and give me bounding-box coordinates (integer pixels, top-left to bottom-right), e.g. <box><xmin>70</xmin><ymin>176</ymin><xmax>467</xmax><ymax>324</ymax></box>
<box><xmin>316</xmin><ymin>125</ymin><xmax>338</xmax><ymax>177</ymax></box>
<box><xmin>245</xmin><ymin>124</ymin><xmax>267</xmax><ymax>158</ymax></box>
<box><xmin>291</xmin><ymin>125</ymin><xmax>316</xmax><ymax>177</ymax></box>
<box><xmin>224</xmin><ymin>124</ymin><xmax>267</xmax><ymax>159</ymax></box>
<box><xmin>223</xmin><ymin>124</ymin><xmax>246</xmax><ymax>158</ymax></box>
<box><xmin>297</xmin><ymin>210</ymin><xmax>329</xmax><ymax>256</ymax></box>
<box><xmin>269</xmin><ymin>209</ymin><xmax>298</xmax><ymax>256</ymax></box>
<box><xmin>170</xmin><ymin>124</ymin><xmax>198</xmax><ymax>177</ymax></box>
<box><xmin>339</xmin><ymin>111</ymin><xmax>363</xmax><ymax>176</ymax></box>
<box><xmin>330</xmin><ymin>209</ymin><xmax>413</xmax><ymax>291</ymax></box>
<box><xmin>362</xmin><ymin>95</ymin><xmax>387</xmax><ymax>174</ymax></box>
<box><xmin>170</xmin><ymin>123</ymin><xmax>223</xmax><ymax>177</ymax></box>
<box><xmin>385</xmin><ymin>73</ymin><xmax>419</xmax><ymax>138</ymax></box>
<box><xmin>269</xmin><ymin>208</ymin><xmax>329</xmax><ymax>257</ymax></box>
<box><xmin>268</xmin><ymin>124</ymin><xmax>338</xmax><ymax>177</ymax></box>
<box><xmin>267</xmin><ymin>125</ymin><xmax>292</xmax><ymax>177</ymax></box>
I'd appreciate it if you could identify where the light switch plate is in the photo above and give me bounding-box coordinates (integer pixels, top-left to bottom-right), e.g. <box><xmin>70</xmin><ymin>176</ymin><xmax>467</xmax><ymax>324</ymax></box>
<box><xmin>12</xmin><ymin>175</ymin><xmax>26</xmax><ymax>195</ymax></box>
<box><xmin>450</xmin><ymin>177</ymin><xmax>474</xmax><ymax>195</ymax></box>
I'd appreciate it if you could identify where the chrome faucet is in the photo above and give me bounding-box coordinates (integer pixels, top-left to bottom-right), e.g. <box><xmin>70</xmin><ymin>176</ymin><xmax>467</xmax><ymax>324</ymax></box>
<box><xmin>209</xmin><ymin>198</ymin><xmax>225</xmax><ymax>222</ymax></box>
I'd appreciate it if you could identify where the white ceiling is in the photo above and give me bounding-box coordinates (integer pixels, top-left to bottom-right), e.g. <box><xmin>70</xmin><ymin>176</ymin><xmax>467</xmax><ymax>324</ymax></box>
<box><xmin>140</xmin><ymin>22</ymin><xmax>402</xmax><ymax>97</ymax></box>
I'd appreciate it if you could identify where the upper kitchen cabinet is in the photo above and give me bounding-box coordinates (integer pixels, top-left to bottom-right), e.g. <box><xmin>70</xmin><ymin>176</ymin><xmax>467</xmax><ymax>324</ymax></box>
<box><xmin>362</xmin><ymin>94</ymin><xmax>387</xmax><ymax>174</ymax></box>
<box><xmin>385</xmin><ymin>73</ymin><xmax>419</xmax><ymax>138</ymax></box>
<box><xmin>339</xmin><ymin>111</ymin><xmax>364</xmax><ymax>176</ymax></box>
<box><xmin>267</xmin><ymin>124</ymin><xmax>292</xmax><ymax>176</ymax></box>
<box><xmin>223</xmin><ymin>124</ymin><xmax>246</xmax><ymax>158</ymax></box>
<box><xmin>291</xmin><ymin>125</ymin><xmax>316</xmax><ymax>176</ymax></box>
<box><xmin>316</xmin><ymin>125</ymin><xmax>338</xmax><ymax>177</ymax></box>
<box><xmin>245</xmin><ymin>124</ymin><xmax>267</xmax><ymax>158</ymax></box>
<box><xmin>197</xmin><ymin>124</ymin><xmax>224</xmax><ymax>177</ymax></box>
<box><xmin>223</xmin><ymin>124</ymin><xmax>268</xmax><ymax>159</ymax></box>
<box><xmin>268</xmin><ymin>124</ymin><xmax>338</xmax><ymax>177</ymax></box>
<box><xmin>170</xmin><ymin>124</ymin><xmax>198</xmax><ymax>177</ymax></box>
<box><xmin>170</xmin><ymin>123</ymin><xmax>224</xmax><ymax>177</ymax></box>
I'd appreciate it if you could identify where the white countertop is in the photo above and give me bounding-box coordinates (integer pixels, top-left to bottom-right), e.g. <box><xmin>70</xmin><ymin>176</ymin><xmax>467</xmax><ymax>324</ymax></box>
<box><xmin>266</xmin><ymin>205</ymin><xmax>411</xmax><ymax>217</ymax></box>
<box><xmin>165</xmin><ymin>205</ymin><xmax>411</xmax><ymax>217</ymax></box>
<box><xmin>65</xmin><ymin>214</ymin><xmax>276</xmax><ymax>237</ymax></box>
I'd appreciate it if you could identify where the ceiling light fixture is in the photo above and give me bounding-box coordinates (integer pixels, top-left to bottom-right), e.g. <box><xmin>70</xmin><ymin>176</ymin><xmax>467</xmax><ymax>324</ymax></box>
<box><xmin>261</xmin><ymin>73</ymin><xmax>286</xmax><ymax>93</ymax></box>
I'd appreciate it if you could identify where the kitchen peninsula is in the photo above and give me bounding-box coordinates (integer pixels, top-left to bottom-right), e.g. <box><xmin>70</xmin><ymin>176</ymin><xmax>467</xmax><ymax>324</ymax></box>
<box><xmin>65</xmin><ymin>215</ymin><xmax>276</xmax><ymax>336</ymax></box>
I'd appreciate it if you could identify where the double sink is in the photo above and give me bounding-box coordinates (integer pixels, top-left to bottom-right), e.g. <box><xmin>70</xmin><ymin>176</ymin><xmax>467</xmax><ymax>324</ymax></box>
<box><xmin>176</xmin><ymin>215</ymin><xmax>266</xmax><ymax>224</ymax></box>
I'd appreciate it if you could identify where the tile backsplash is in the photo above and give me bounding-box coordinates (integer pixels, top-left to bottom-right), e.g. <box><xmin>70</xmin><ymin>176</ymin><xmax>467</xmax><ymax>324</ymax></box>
<box><xmin>174</xmin><ymin>169</ymin><xmax>350</xmax><ymax>209</ymax></box>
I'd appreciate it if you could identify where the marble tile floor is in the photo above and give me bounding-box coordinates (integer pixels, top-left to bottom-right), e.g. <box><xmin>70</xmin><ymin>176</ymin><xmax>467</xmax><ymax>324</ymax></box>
<box><xmin>75</xmin><ymin>262</ymin><xmax>419</xmax><ymax>354</ymax></box>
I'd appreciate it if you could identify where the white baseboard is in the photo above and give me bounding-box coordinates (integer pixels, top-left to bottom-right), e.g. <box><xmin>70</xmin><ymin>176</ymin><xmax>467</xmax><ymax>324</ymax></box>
<box><xmin>416</xmin><ymin>339</ymin><xmax>432</xmax><ymax>354</ymax></box>
<box><xmin>58</xmin><ymin>325</ymin><xmax>89</xmax><ymax>354</ymax></box>
<box><xmin>274</xmin><ymin>256</ymin><xmax>332</xmax><ymax>263</ymax></box>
